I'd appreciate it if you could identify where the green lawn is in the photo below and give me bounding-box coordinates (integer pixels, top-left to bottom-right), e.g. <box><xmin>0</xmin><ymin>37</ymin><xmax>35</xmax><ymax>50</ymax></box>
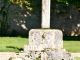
<box><xmin>75</xmin><ymin>57</ymin><xmax>80</xmax><ymax>60</ymax></box>
<box><xmin>0</xmin><ymin>37</ymin><xmax>80</xmax><ymax>53</ymax></box>
<box><xmin>0</xmin><ymin>37</ymin><xmax>80</xmax><ymax>60</ymax></box>
<box><xmin>0</xmin><ymin>37</ymin><xmax>29</xmax><ymax>52</ymax></box>
<box><xmin>63</xmin><ymin>41</ymin><xmax>80</xmax><ymax>53</ymax></box>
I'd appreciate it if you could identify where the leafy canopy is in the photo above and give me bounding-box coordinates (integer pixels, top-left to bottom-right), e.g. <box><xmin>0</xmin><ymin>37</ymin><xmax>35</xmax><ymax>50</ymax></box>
<box><xmin>7</xmin><ymin>0</ymin><xmax>80</xmax><ymax>11</ymax></box>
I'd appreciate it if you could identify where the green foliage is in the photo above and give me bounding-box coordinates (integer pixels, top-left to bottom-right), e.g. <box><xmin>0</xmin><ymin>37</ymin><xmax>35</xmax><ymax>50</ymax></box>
<box><xmin>0</xmin><ymin>0</ymin><xmax>80</xmax><ymax>36</ymax></box>
<box><xmin>7</xmin><ymin>0</ymin><xmax>41</xmax><ymax>11</ymax></box>
<box><xmin>0</xmin><ymin>0</ymin><xmax>10</xmax><ymax>36</ymax></box>
<box><xmin>52</xmin><ymin>0</ymin><xmax>80</xmax><ymax>6</ymax></box>
<box><xmin>6</xmin><ymin>0</ymin><xmax>80</xmax><ymax>11</ymax></box>
<box><xmin>8</xmin><ymin>0</ymin><xmax>32</xmax><ymax>10</ymax></box>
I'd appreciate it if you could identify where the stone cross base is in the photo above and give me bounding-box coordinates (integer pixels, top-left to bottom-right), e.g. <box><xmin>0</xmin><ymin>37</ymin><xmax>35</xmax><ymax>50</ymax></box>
<box><xmin>23</xmin><ymin>49</ymin><xmax>72</xmax><ymax>60</ymax></box>
<box><xmin>9</xmin><ymin>29</ymin><xmax>73</xmax><ymax>60</ymax></box>
<box><xmin>29</xmin><ymin>29</ymin><xmax>63</xmax><ymax>50</ymax></box>
<box><xmin>23</xmin><ymin>29</ymin><xmax>73</xmax><ymax>60</ymax></box>
<box><xmin>9</xmin><ymin>49</ymin><xmax>73</xmax><ymax>60</ymax></box>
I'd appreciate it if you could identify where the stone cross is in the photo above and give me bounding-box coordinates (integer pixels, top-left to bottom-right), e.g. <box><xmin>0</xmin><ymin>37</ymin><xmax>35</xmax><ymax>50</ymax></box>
<box><xmin>23</xmin><ymin>0</ymin><xmax>72</xmax><ymax>60</ymax></box>
<box><xmin>42</xmin><ymin>0</ymin><xmax>50</xmax><ymax>28</ymax></box>
<box><xmin>26</xmin><ymin>0</ymin><xmax>63</xmax><ymax>50</ymax></box>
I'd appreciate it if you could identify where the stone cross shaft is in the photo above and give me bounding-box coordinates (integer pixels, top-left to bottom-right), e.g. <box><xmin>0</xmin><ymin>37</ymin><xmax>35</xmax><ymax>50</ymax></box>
<box><xmin>42</xmin><ymin>0</ymin><xmax>51</xmax><ymax>28</ymax></box>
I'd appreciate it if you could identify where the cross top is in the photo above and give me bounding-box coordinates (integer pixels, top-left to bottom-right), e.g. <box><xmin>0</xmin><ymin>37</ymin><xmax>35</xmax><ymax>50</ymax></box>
<box><xmin>42</xmin><ymin>0</ymin><xmax>51</xmax><ymax>28</ymax></box>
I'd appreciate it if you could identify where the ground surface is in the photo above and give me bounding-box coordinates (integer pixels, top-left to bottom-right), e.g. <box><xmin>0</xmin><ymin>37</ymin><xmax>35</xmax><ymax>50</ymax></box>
<box><xmin>0</xmin><ymin>52</ymin><xmax>14</xmax><ymax>60</ymax></box>
<box><xmin>0</xmin><ymin>52</ymin><xmax>80</xmax><ymax>60</ymax></box>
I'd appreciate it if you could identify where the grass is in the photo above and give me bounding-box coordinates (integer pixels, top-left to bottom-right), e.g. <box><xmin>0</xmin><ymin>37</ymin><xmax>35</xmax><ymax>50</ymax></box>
<box><xmin>0</xmin><ymin>37</ymin><xmax>29</xmax><ymax>52</ymax></box>
<box><xmin>63</xmin><ymin>40</ymin><xmax>80</xmax><ymax>53</ymax></box>
<box><xmin>0</xmin><ymin>37</ymin><xmax>80</xmax><ymax>53</ymax></box>
<box><xmin>0</xmin><ymin>37</ymin><xmax>80</xmax><ymax>60</ymax></box>
<box><xmin>75</xmin><ymin>57</ymin><xmax>80</xmax><ymax>60</ymax></box>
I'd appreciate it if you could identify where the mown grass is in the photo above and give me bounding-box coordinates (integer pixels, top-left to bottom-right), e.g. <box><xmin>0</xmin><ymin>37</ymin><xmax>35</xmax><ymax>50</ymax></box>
<box><xmin>0</xmin><ymin>37</ymin><xmax>80</xmax><ymax>60</ymax></box>
<box><xmin>0</xmin><ymin>37</ymin><xmax>29</xmax><ymax>52</ymax></box>
<box><xmin>63</xmin><ymin>40</ymin><xmax>80</xmax><ymax>53</ymax></box>
<box><xmin>0</xmin><ymin>37</ymin><xmax>80</xmax><ymax>53</ymax></box>
<box><xmin>75</xmin><ymin>57</ymin><xmax>80</xmax><ymax>60</ymax></box>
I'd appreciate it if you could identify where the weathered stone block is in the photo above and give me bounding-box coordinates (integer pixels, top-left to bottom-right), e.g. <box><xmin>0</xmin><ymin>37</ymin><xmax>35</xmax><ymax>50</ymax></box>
<box><xmin>9</xmin><ymin>49</ymin><xmax>73</xmax><ymax>60</ymax></box>
<box><xmin>29</xmin><ymin>29</ymin><xmax>63</xmax><ymax>49</ymax></box>
<box><xmin>45</xmin><ymin>49</ymin><xmax>72</xmax><ymax>60</ymax></box>
<box><xmin>24</xmin><ymin>44</ymin><xmax>44</xmax><ymax>51</ymax></box>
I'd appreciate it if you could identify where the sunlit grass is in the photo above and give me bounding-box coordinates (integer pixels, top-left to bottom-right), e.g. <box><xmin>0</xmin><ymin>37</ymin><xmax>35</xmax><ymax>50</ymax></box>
<box><xmin>0</xmin><ymin>37</ymin><xmax>80</xmax><ymax>52</ymax></box>
<box><xmin>75</xmin><ymin>57</ymin><xmax>80</xmax><ymax>60</ymax></box>
<box><xmin>63</xmin><ymin>40</ymin><xmax>80</xmax><ymax>53</ymax></box>
<box><xmin>0</xmin><ymin>37</ymin><xmax>29</xmax><ymax>52</ymax></box>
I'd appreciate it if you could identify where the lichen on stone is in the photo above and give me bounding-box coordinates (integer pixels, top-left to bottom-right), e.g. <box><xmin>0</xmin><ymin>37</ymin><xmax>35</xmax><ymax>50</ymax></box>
<box><xmin>42</xmin><ymin>34</ymin><xmax>45</xmax><ymax>39</ymax></box>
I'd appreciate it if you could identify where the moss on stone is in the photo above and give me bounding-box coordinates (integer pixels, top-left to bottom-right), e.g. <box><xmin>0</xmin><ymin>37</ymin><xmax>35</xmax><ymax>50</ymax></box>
<box><xmin>42</xmin><ymin>34</ymin><xmax>45</xmax><ymax>39</ymax></box>
<box><xmin>40</xmin><ymin>28</ymin><xmax>52</xmax><ymax>30</ymax></box>
<box><xmin>36</xmin><ymin>57</ymin><xmax>40</xmax><ymax>60</ymax></box>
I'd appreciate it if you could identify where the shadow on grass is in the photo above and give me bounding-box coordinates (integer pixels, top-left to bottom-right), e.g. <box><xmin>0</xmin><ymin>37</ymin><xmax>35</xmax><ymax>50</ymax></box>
<box><xmin>6</xmin><ymin>46</ymin><xmax>23</xmax><ymax>51</ymax></box>
<box><xmin>63</xmin><ymin>36</ymin><xmax>80</xmax><ymax>41</ymax></box>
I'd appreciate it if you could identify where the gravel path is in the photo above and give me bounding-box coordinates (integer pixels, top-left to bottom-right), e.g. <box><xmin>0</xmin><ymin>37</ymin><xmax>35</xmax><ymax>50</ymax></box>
<box><xmin>0</xmin><ymin>52</ymin><xmax>15</xmax><ymax>60</ymax></box>
<box><xmin>71</xmin><ymin>53</ymin><xmax>80</xmax><ymax>57</ymax></box>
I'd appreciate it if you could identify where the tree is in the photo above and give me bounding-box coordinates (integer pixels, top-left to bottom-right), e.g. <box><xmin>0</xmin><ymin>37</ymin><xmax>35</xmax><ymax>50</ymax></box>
<box><xmin>0</xmin><ymin>0</ymin><xmax>10</xmax><ymax>36</ymax></box>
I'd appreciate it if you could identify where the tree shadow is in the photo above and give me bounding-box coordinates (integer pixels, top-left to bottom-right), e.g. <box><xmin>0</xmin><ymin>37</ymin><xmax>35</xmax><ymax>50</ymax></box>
<box><xmin>63</xmin><ymin>35</ymin><xmax>80</xmax><ymax>41</ymax></box>
<box><xmin>51</xmin><ymin>3</ymin><xmax>80</xmax><ymax>38</ymax></box>
<box><xmin>0</xmin><ymin>0</ymin><xmax>80</xmax><ymax>39</ymax></box>
<box><xmin>0</xmin><ymin>0</ymin><xmax>41</xmax><ymax>37</ymax></box>
<box><xmin>6</xmin><ymin>46</ymin><xmax>23</xmax><ymax>51</ymax></box>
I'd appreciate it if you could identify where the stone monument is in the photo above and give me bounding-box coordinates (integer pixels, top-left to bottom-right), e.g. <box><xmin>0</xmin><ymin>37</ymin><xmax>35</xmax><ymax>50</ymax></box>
<box><xmin>23</xmin><ymin>0</ymin><xmax>73</xmax><ymax>60</ymax></box>
<box><xmin>9</xmin><ymin>0</ymin><xmax>73</xmax><ymax>60</ymax></box>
